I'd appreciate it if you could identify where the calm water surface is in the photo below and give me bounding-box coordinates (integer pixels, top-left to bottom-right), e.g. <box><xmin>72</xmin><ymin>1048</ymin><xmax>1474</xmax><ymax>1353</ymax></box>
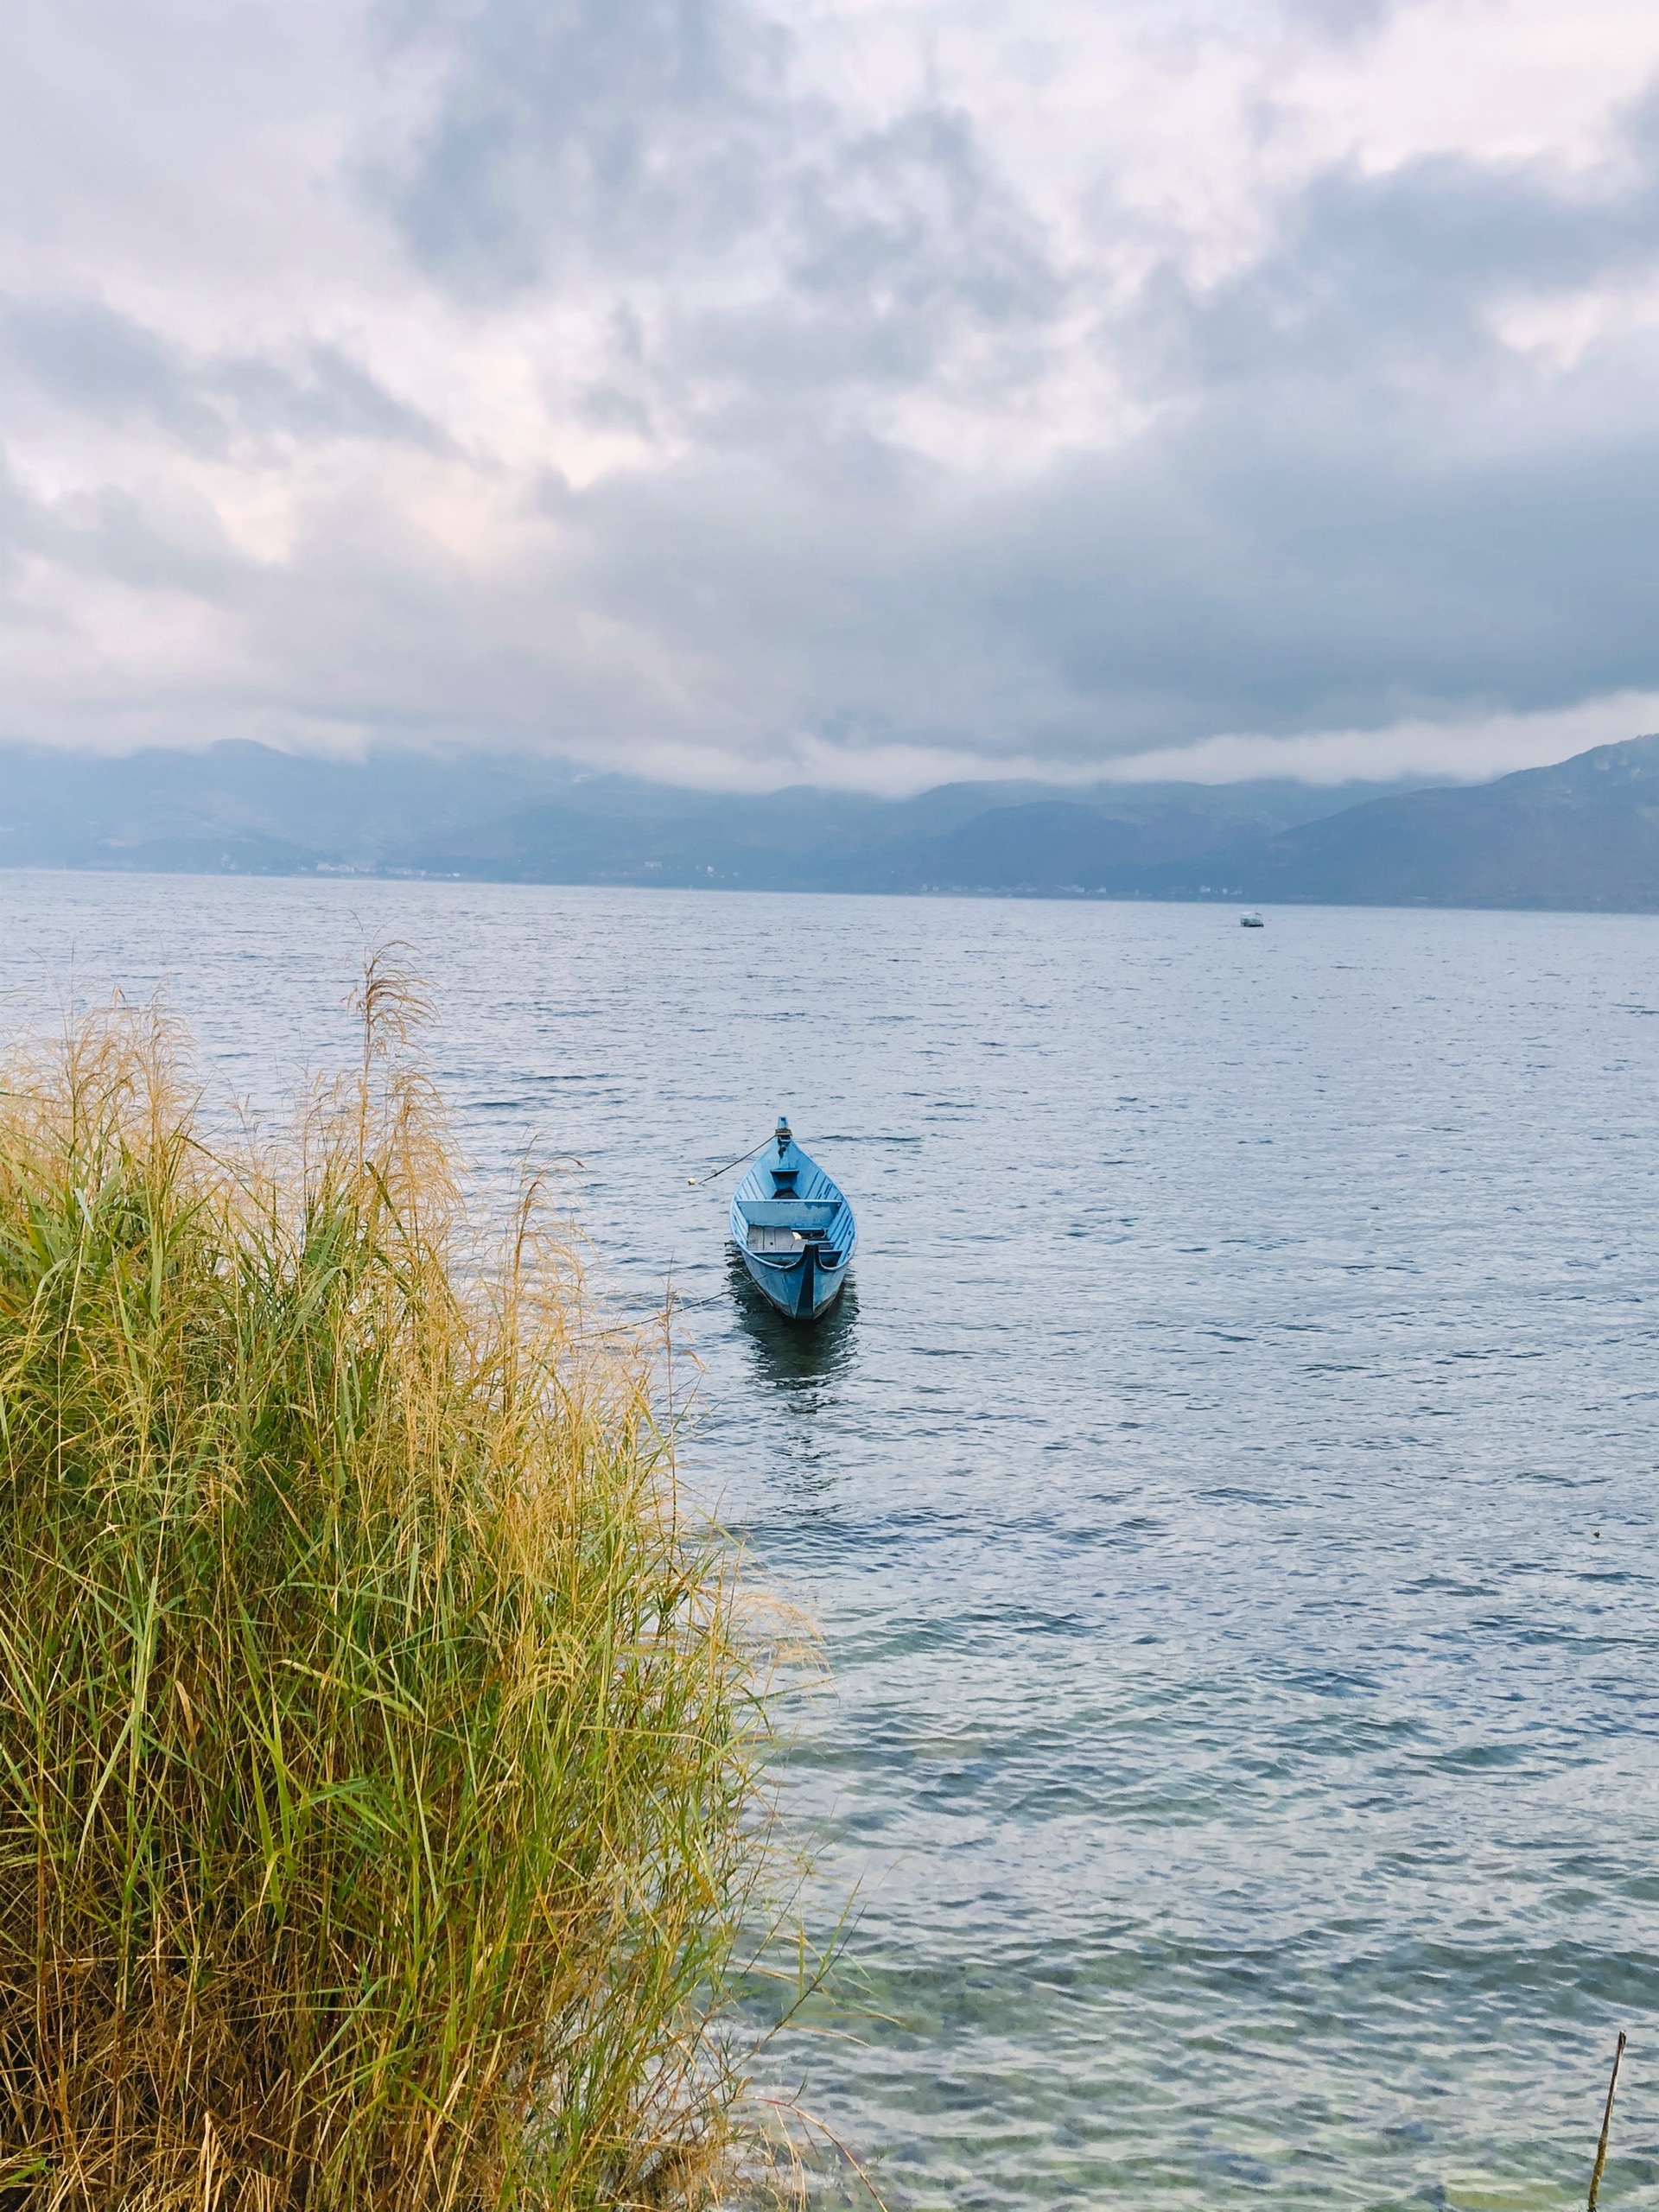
<box><xmin>3</xmin><ymin>874</ymin><xmax>1657</xmax><ymax>2211</ymax></box>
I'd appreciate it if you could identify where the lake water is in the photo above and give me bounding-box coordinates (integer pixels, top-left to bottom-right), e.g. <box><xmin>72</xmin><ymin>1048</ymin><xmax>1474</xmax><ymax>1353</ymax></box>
<box><xmin>3</xmin><ymin>873</ymin><xmax>1657</xmax><ymax>2211</ymax></box>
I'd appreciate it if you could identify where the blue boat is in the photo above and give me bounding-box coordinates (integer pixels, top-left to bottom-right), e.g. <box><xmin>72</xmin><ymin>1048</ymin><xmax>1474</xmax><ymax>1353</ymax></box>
<box><xmin>730</xmin><ymin>1118</ymin><xmax>856</xmax><ymax>1321</ymax></box>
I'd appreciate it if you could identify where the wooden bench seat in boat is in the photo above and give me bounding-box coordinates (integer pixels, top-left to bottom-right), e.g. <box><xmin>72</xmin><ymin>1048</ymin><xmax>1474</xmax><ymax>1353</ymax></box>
<box><xmin>736</xmin><ymin>1200</ymin><xmax>842</xmax><ymax>1230</ymax></box>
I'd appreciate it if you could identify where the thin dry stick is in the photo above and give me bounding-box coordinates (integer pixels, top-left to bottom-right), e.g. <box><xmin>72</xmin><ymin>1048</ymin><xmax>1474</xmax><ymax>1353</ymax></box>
<box><xmin>1587</xmin><ymin>2030</ymin><xmax>1628</xmax><ymax>2212</ymax></box>
<box><xmin>759</xmin><ymin>2096</ymin><xmax>891</xmax><ymax>2212</ymax></box>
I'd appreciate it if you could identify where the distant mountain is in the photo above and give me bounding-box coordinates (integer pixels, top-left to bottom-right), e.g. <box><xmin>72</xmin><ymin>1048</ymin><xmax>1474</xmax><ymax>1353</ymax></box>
<box><xmin>1137</xmin><ymin>736</ymin><xmax>1659</xmax><ymax>910</ymax></box>
<box><xmin>0</xmin><ymin>741</ymin><xmax>579</xmax><ymax>872</ymax></box>
<box><xmin>402</xmin><ymin>775</ymin><xmax>1417</xmax><ymax>890</ymax></box>
<box><xmin>811</xmin><ymin>791</ymin><xmax>1345</xmax><ymax>894</ymax></box>
<box><xmin>6</xmin><ymin>731</ymin><xmax>1659</xmax><ymax>910</ymax></box>
<box><xmin>0</xmin><ymin>739</ymin><xmax>1421</xmax><ymax>888</ymax></box>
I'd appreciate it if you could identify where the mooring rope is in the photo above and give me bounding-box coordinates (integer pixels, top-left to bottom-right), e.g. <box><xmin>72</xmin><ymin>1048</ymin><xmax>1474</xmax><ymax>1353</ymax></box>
<box><xmin>685</xmin><ymin>1136</ymin><xmax>772</xmax><ymax>1187</ymax></box>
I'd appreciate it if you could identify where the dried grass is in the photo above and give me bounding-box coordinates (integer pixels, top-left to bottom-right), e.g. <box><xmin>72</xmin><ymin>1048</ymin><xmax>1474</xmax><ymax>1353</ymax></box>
<box><xmin>0</xmin><ymin>970</ymin><xmax>771</xmax><ymax>2209</ymax></box>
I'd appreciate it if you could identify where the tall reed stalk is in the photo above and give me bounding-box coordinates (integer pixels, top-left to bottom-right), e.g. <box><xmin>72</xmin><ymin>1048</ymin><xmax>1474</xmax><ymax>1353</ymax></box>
<box><xmin>0</xmin><ymin>982</ymin><xmax>770</xmax><ymax>2209</ymax></box>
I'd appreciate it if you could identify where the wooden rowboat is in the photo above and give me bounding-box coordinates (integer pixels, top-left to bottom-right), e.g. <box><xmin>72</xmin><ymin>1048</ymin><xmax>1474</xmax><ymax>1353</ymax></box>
<box><xmin>730</xmin><ymin>1118</ymin><xmax>856</xmax><ymax>1321</ymax></box>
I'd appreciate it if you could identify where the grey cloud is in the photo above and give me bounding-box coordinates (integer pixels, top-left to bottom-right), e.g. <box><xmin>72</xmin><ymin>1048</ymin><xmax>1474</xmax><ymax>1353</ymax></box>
<box><xmin>0</xmin><ymin>441</ymin><xmax>245</xmax><ymax>601</ymax></box>
<box><xmin>0</xmin><ymin>300</ymin><xmax>220</xmax><ymax>442</ymax></box>
<box><xmin>704</xmin><ymin>105</ymin><xmax>1065</xmax><ymax>414</ymax></box>
<box><xmin>0</xmin><ymin>299</ymin><xmax>453</xmax><ymax>454</ymax></box>
<box><xmin>215</xmin><ymin>344</ymin><xmax>455</xmax><ymax>451</ymax></box>
<box><xmin>577</xmin><ymin>382</ymin><xmax>656</xmax><ymax>436</ymax></box>
<box><xmin>528</xmin><ymin>124</ymin><xmax>1659</xmax><ymax>770</ymax></box>
<box><xmin>16</xmin><ymin>308</ymin><xmax>1659</xmax><ymax>773</ymax></box>
<box><xmin>1142</xmin><ymin>94</ymin><xmax>1659</xmax><ymax>388</ymax></box>
<box><xmin>374</xmin><ymin>0</ymin><xmax>1065</xmax><ymax>412</ymax></box>
<box><xmin>375</xmin><ymin>0</ymin><xmax>794</xmax><ymax>291</ymax></box>
<box><xmin>55</xmin><ymin>485</ymin><xmax>245</xmax><ymax>601</ymax></box>
<box><xmin>785</xmin><ymin>109</ymin><xmax>1060</xmax><ymax>331</ymax></box>
<box><xmin>0</xmin><ymin>448</ymin><xmax>48</xmax><ymax>588</ymax></box>
<box><xmin>1281</xmin><ymin>0</ymin><xmax>1393</xmax><ymax>39</ymax></box>
<box><xmin>992</xmin><ymin>369</ymin><xmax>1659</xmax><ymax>741</ymax></box>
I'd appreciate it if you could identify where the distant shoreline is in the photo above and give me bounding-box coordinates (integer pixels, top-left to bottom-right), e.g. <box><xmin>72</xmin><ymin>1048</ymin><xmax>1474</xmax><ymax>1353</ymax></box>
<box><xmin>6</xmin><ymin>855</ymin><xmax>1659</xmax><ymax>918</ymax></box>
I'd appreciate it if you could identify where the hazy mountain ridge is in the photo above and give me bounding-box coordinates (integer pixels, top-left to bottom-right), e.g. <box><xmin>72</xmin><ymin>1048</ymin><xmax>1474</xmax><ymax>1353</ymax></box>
<box><xmin>3</xmin><ymin>734</ymin><xmax>1659</xmax><ymax>910</ymax></box>
<box><xmin>0</xmin><ymin>741</ymin><xmax>582</xmax><ymax>871</ymax></box>
<box><xmin>1133</xmin><ymin>736</ymin><xmax>1659</xmax><ymax>909</ymax></box>
<box><xmin>0</xmin><ymin>740</ymin><xmax>1421</xmax><ymax>888</ymax></box>
<box><xmin>404</xmin><ymin>785</ymin><xmax>1366</xmax><ymax>890</ymax></box>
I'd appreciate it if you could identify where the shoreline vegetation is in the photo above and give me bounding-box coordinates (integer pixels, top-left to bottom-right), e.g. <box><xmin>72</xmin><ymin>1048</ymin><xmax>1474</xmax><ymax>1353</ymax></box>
<box><xmin>0</xmin><ymin>969</ymin><xmax>782</xmax><ymax>2209</ymax></box>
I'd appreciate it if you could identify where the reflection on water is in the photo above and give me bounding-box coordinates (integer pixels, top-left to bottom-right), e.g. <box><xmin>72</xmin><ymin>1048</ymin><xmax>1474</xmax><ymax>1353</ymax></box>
<box><xmin>724</xmin><ymin>1244</ymin><xmax>861</xmax><ymax>1390</ymax></box>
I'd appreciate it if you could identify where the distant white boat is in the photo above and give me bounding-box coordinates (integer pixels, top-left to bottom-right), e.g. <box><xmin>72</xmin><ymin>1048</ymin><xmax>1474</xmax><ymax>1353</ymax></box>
<box><xmin>1240</xmin><ymin>912</ymin><xmax>1265</xmax><ymax>928</ymax></box>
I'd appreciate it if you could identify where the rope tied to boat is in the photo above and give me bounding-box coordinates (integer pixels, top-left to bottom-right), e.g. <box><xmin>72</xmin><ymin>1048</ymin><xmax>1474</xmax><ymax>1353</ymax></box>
<box><xmin>686</xmin><ymin>1136</ymin><xmax>772</xmax><ymax>1187</ymax></box>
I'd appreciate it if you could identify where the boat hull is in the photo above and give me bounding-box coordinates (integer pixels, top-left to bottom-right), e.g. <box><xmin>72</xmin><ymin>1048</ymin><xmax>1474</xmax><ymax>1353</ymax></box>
<box><xmin>735</xmin><ymin>1237</ymin><xmax>849</xmax><ymax>1320</ymax></box>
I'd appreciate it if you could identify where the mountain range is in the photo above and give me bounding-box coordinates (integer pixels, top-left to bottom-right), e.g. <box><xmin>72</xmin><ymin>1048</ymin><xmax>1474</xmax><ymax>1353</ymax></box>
<box><xmin>2</xmin><ymin>734</ymin><xmax>1658</xmax><ymax>912</ymax></box>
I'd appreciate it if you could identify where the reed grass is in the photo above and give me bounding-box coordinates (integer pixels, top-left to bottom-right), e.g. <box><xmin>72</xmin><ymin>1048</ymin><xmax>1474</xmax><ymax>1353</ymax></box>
<box><xmin>0</xmin><ymin>979</ymin><xmax>771</xmax><ymax>2209</ymax></box>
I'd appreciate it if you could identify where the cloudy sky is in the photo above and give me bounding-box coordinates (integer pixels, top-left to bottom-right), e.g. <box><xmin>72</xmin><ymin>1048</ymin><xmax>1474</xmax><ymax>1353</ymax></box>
<box><xmin>4</xmin><ymin>0</ymin><xmax>1659</xmax><ymax>792</ymax></box>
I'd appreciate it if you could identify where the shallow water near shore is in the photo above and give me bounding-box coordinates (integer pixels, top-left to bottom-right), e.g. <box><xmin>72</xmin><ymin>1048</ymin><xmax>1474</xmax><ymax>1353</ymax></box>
<box><xmin>3</xmin><ymin>873</ymin><xmax>1658</xmax><ymax>2209</ymax></box>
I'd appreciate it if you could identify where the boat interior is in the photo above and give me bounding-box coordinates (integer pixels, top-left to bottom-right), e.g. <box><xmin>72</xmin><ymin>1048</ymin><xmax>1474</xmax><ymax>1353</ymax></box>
<box><xmin>735</xmin><ymin>1195</ymin><xmax>843</xmax><ymax>1258</ymax></box>
<box><xmin>733</xmin><ymin>1126</ymin><xmax>851</xmax><ymax>1276</ymax></box>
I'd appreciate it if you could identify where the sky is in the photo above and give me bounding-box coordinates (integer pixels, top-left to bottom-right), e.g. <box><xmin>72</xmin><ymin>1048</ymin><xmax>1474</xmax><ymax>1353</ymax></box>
<box><xmin>4</xmin><ymin>0</ymin><xmax>1659</xmax><ymax>795</ymax></box>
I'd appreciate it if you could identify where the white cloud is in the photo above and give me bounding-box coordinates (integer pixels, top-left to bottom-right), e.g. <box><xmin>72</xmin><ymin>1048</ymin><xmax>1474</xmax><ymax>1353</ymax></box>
<box><xmin>1090</xmin><ymin>691</ymin><xmax>1659</xmax><ymax>788</ymax></box>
